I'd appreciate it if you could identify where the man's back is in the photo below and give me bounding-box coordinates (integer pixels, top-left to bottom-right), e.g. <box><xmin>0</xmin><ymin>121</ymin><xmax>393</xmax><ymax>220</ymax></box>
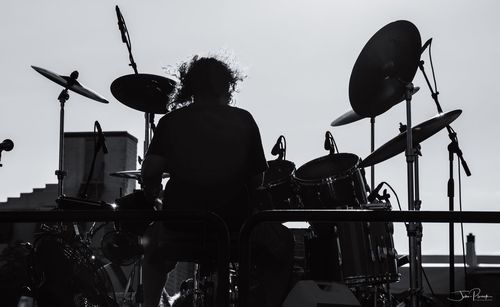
<box><xmin>148</xmin><ymin>103</ymin><xmax>267</xmax><ymax>227</ymax></box>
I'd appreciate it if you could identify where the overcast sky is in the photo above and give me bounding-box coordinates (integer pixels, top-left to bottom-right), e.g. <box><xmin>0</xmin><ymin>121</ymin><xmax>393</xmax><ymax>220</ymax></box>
<box><xmin>1</xmin><ymin>0</ymin><xmax>499</xmax><ymax>255</ymax></box>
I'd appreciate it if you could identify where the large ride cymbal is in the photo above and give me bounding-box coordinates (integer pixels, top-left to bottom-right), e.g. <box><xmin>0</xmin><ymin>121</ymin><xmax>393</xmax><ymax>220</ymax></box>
<box><xmin>349</xmin><ymin>20</ymin><xmax>421</xmax><ymax>118</ymax></box>
<box><xmin>110</xmin><ymin>169</ymin><xmax>170</xmax><ymax>181</ymax></box>
<box><xmin>359</xmin><ymin>110</ymin><xmax>462</xmax><ymax>168</ymax></box>
<box><xmin>31</xmin><ymin>66</ymin><xmax>109</xmax><ymax>103</ymax></box>
<box><xmin>110</xmin><ymin>74</ymin><xmax>176</xmax><ymax>114</ymax></box>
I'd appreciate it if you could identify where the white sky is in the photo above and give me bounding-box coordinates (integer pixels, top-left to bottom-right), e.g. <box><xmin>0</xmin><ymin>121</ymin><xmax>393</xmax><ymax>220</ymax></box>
<box><xmin>1</xmin><ymin>0</ymin><xmax>499</xmax><ymax>254</ymax></box>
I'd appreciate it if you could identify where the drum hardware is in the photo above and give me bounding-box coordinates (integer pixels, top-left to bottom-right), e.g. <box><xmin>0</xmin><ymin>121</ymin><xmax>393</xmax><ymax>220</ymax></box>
<box><xmin>31</xmin><ymin>65</ymin><xmax>109</xmax><ymax>198</ymax></box>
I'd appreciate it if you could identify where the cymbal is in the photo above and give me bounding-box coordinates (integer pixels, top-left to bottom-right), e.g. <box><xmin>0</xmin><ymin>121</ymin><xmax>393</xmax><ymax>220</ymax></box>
<box><xmin>110</xmin><ymin>169</ymin><xmax>170</xmax><ymax>180</ymax></box>
<box><xmin>31</xmin><ymin>66</ymin><xmax>109</xmax><ymax>103</ymax></box>
<box><xmin>360</xmin><ymin>110</ymin><xmax>462</xmax><ymax>168</ymax></box>
<box><xmin>331</xmin><ymin>110</ymin><xmax>364</xmax><ymax>127</ymax></box>
<box><xmin>110</xmin><ymin>74</ymin><xmax>176</xmax><ymax>114</ymax></box>
<box><xmin>332</xmin><ymin>88</ymin><xmax>420</xmax><ymax>127</ymax></box>
<box><xmin>349</xmin><ymin>20</ymin><xmax>421</xmax><ymax>118</ymax></box>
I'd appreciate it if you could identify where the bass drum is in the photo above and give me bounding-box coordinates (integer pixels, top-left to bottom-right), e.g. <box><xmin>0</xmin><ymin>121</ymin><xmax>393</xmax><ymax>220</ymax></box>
<box><xmin>261</xmin><ymin>159</ymin><xmax>300</xmax><ymax>209</ymax></box>
<box><xmin>33</xmin><ymin>232</ymin><xmax>116</xmax><ymax>307</ymax></box>
<box><xmin>361</xmin><ymin>202</ymin><xmax>400</xmax><ymax>284</ymax></box>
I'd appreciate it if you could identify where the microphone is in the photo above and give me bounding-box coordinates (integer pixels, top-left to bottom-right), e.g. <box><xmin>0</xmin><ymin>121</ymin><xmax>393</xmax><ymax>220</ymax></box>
<box><xmin>271</xmin><ymin>137</ymin><xmax>281</xmax><ymax>156</ymax></box>
<box><xmin>95</xmin><ymin>121</ymin><xmax>108</xmax><ymax>154</ymax></box>
<box><xmin>0</xmin><ymin>139</ymin><xmax>14</xmax><ymax>152</ymax></box>
<box><xmin>271</xmin><ymin>135</ymin><xmax>285</xmax><ymax>159</ymax></box>
<box><xmin>324</xmin><ymin>131</ymin><xmax>336</xmax><ymax>154</ymax></box>
<box><xmin>367</xmin><ymin>182</ymin><xmax>384</xmax><ymax>203</ymax></box>
<box><xmin>420</xmin><ymin>38</ymin><xmax>433</xmax><ymax>54</ymax></box>
<box><xmin>115</xmin><ymin>6</ymin><xmax>127</xmax><ymax>43</ymax></box>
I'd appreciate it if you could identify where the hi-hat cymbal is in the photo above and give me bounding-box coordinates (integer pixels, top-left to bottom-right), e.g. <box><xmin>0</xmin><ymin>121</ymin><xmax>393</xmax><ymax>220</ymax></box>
<box><xmin>110</xmin><ymin>74</ymin><xmax>176</xmax><ymax>114</ymax></box>
<box><xmin>31</xmin><ymin>66</ymin><xmax>109</xmax><ymax>103</ymax></box>
<box><xmin>110</xmin><ymin>169</ymin><xmax>170</xmax><ymax>180</ymax></box>
<box><xmin>359</xmin><ymin>110</ymin><xmax>462</xmax><ymax>168</ymax></box>
<box><xmin>349</xmin><ymin>20</ymin><xmax>421</xmax><ymax>118</ymax></box>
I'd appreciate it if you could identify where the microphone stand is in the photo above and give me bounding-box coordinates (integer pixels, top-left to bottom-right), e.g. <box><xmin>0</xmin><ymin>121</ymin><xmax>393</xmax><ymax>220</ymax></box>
<box><xmin>418</xmin><ymin>56</ymin><xmax>471</xmax><ymax>301</ymax></box>
<box><xmin>117</xmin><ymin>6</ymin><xmax>153</xmax><ymax>160</ymax></box>
<box><xmin>80</xmin><ymin>123</ymin><xmax>106</xmax><ymax>199</ymax></box>
<box><xmin>116</xmin><ymin>7</ymin><xmax>148</xmax><ymax>306</ymax></box>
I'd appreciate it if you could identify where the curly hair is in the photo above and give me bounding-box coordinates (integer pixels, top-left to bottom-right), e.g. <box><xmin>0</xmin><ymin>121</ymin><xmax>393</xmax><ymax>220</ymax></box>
<box><xmin>169</xmin><ymin>56</ymin><xmax>244</xmax><ymax>108</ymax></box>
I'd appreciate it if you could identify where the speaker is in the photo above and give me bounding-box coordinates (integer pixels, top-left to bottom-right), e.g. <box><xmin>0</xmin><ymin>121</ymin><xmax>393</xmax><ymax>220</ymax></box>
<box><xmin>283</xmin><ymin>280</ymin><xmax>360</xmax><ymax>307</ymax></box>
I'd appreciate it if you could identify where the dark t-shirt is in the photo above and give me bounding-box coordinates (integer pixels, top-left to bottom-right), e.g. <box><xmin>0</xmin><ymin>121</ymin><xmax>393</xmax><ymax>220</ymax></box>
<box><xmin>147</xmin><ymin>103</ymin><xmax>268</xmax><ymax>230</ymax></box>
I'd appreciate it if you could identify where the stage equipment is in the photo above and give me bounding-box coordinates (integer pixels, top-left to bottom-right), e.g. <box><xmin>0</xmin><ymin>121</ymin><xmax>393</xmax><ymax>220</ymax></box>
<box><xmin>31</xmin><ymin>65</ymin><xmax>108</xmax><ymax>197</ymax></box>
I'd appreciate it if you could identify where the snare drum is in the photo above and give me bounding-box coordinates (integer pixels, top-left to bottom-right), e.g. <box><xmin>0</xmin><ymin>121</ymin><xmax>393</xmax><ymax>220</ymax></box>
<box><xmin>115</xmin><ymin>190</ymin><xmax>155</xmax><ymax>236</ymax></box>
<box><xmin>293</xmin><ymin>153</ymin><xmax>368</xmax><ymax>210</ymax></box>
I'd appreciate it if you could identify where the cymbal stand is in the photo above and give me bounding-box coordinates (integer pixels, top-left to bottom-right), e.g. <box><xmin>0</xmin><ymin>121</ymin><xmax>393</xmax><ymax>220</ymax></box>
<box><xmin>56</xmin><ymin>71</ymin><xmax>79</xmax><ymax>198</ymax></box>
<box><xmin>418</xmin><ymin>52</ymin><xmax>471</xmax><ymax>302</ymax></box>
<box><xmin>403</xmin><ymin>82</ymin><xmax>422</xmax><ymax>307</ymax></box>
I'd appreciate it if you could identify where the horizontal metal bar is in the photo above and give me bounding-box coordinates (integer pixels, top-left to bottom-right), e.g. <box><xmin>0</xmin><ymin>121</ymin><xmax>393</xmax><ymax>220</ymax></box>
<box><xmin>1</xmin><ymin>209</ymin><xmax>499</xmax><ymax>223</ymax></box>
<box><xmin>0</xmin><ymin>209</ymin><xmax>227</xmax><ymax>223</ymax></box>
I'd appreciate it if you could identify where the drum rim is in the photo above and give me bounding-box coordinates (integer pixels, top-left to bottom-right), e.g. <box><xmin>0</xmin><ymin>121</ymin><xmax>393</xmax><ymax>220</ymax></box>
<box><xmin>293</xmin><ymin>153</ymin><xmax>361</xmax><ymax>183</ymax></box>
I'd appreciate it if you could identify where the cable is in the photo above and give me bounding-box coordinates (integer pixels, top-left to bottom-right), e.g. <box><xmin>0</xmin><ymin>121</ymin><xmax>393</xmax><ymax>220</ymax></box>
<box><xmin>428</xmin><ymin>41</ymin><xmax>438</xmax><ymax>96</ymax></box>
<box><xmin>458</xmin><ymin>158</ymin><xmax>468</xmax><ymax>289</ymax></box>
<box><xmin>380</xmin><ymin>181</ymin><xmax>402</xmax><ymax>211</ymax></box>
<box><xmin>282</xmin><ymin>135</ymin><xmax>287</xmax><ymax>160</ymax></box>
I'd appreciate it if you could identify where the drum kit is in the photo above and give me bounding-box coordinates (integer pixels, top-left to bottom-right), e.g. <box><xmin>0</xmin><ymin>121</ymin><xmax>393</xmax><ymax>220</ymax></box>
<box><xmin>261</xmin><ymin>20</ymin><xmax>468</xmax><ymax>306</ymax></box>
<box><xmin>10</xmin><ymin>6</ymin><xmax>469</xmax><ymax>306</ymax></box>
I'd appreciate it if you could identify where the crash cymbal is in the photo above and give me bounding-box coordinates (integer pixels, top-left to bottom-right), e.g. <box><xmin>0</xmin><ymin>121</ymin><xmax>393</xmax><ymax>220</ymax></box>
<box><xmin>110</xmin><ymin>169</ymin><xmax>170</xmax><ymax>180</ymax></box>
<box><xmin>110</xmin><ymin>74</ymin><xmax>176</xmax><ymax>114</ymax></box>
<box><xmin>360</xmin><ymin>109</ymin><xmax>462</xmax><ymax>168</ymax></box>
<box><xmin>349</xmin><ymin>20</ymin><xmax>421</xmax><ymax>118</ymax></box>
<box><xmin>31</xmin><ymin>66</ymin><xmax>109</xmax><ymax>103</ymax></box>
